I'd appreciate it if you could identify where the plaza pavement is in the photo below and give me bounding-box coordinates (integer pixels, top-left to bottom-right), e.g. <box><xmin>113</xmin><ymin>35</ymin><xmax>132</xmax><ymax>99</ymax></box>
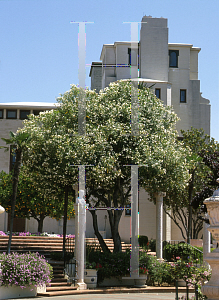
<box><xmin>12</xmin><ymin>292</ymin><xmax>192</xmax><ymax>299</ymax></box>
<box><xmin>9</xmin><ymin>288</ymin><xmax>195</xmax><ymax>300</ymax></box>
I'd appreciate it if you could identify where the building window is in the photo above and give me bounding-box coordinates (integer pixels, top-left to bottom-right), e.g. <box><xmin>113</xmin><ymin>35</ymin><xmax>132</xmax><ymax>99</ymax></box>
<box><xmin>169</xmin><ymin>50</ymin><xmax>179</xmax><ymax>68</ymax></box>
<box><xmin>0</xmin><ymin>109</ymin><xmax>3</xmax><ymax>119</ymax></box>
<box><xmin>180</xmin><ymin>89</ymin><xmax>187</xmax><ymax>103</ymax></box>
<box><xmin>125</xmin><ymin>203</ymin><xmax>131</xmax><ymax>216</ymax></box>
<box><xmin>33</xmin><ymin>110</ymin><xmax>43</xmax><ymax>116</ymax></box>
<box><xmin>128</xmin><ymin>48</ymin><xmax>137</xmax><ymax>66</ymax></box>
<box><xmin>155</xmin><ymin>88</ymin><xmax>161</xmax><ymax>99</ymax></box>
<box><xmin>6</xmin><ymin>110</ymin><xmax>17</xmax><ymax>119</ymax></box>
<box><xmin>20</xmin><ymin>110</ymin><xmax>30</xmax><ymax>120</ymax></box>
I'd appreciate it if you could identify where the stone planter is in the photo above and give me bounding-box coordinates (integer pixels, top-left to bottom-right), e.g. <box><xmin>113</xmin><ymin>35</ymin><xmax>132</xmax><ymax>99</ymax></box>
<box><xmin>177</xmin><ymin>279</ymin><xmax>186</xmax><ymax>287</ymax></box>
<box><xmin>0</xmin><ymin>285</ymin><xmax>37</xmax><ymax>299</ymax></box>
<box><xmin>201</xmin><ymin>183</ymin><xmax>219</xmax><ymax>300</ymax></box>
<box><xmin>84</xmin><ymin>269</ymin><xmax>97</xmax><ymax>289</ymax></box>
<box><xmin>134</xmin><ymin>275</ymin><xmax>147</xmax><ymax>287</ymax></box>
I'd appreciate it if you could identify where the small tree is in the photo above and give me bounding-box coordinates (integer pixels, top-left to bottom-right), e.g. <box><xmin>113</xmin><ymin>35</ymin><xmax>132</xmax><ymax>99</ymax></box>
<box><xmin>19</xmin><ymin>110</ymin><xmax>78</xmax><ymax>255</ymax></box>
<box><xmin>164</xmin><ymin>128</ymin><xmax>219</xmax><ymax>241</ymax></box>
<box><xmin>0</xmin><ymin>169</ymin><xmax>75</xmax><ymax>233</ymax></box>
<box><xmin>0</xmin><ymin>131</ymin><xmax>30</xmax><ymax>253</ymax></box>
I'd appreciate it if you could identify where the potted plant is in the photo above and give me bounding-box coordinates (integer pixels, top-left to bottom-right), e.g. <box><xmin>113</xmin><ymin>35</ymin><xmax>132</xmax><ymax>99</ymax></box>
<box><xmin>0</xmin><ymin>252</ymin><xmax>52</xmax><ymax>299</ymax></box>
<box><xmin>84</xmin><ymin>262</ymin><xmax>100</xmax><ymax>288</ymax></box>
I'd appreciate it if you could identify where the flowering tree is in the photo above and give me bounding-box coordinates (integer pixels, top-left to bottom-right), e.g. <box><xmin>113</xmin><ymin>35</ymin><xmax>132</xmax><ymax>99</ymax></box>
<box><xmin>20</xmin><ymin>80</ymin><xmax>189</xmax><ymax>252</ymax></box>
<box><xmin>164</xmin><ymin>128</ymin><xmax>219</xmax><ymax>241</ymax></box>
<box><xmin>0</xmin><ymin>169</ymin><xmax>75</xmax><ymax>232</ymax></box>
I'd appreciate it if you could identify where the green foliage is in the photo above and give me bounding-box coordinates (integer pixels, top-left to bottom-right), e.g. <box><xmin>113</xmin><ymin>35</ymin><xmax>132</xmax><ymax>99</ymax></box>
<box><xmin>18</xmin><ymin>80</ymin><xmax>190</xmax><ymax>252</ymax></box>
<box><xmin>138</xmin><ymin>235</ymin><xmax>149</xmax><ymax>249</ymax></box>
<box><xmin>163</xmin><ymin>242</ymin><xmax>203</xmax><ymax>263</ymax></box>
<box><xmin>164</xmin><ymin>127</ymin><xmax>219</xmax><ymax>240</ymax></box>
<box><xmin>85</xmin><ymin>248</ymin><xmax>130</xmax><ymax>283</ymax></box>
<box><xmin>139</xmin><ymin>252</ymin><xmax>174</xmax><ymax>285</ymax></box>
<box><xmin>0</xmin><ymin>169</ymin><xmax>75</xmax><ymax>227</ymax></box>
<box><xmin>149</xmin><ymin>239</ymin><xmax>156</xmax><ymax>252</ymax></box>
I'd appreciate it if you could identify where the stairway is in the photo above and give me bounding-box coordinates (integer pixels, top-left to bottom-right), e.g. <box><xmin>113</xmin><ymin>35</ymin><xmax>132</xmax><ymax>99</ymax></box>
<box><xmin>0</xmin><ymin>236</ymin><xmax>129</xmax><ymax>254</ymax></box>
<box><xmin>0</xmin><ymin>236</ymin><xmax>130</xmax><ymax>296</ymax></box>
<box><xmin>38</xmin><ymin>260</ymin><xmax>78</xmax><ymax>297</ymax></box>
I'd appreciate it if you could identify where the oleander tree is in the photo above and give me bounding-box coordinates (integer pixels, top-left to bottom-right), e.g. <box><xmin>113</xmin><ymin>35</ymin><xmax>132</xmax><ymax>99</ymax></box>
<box><xmin>164</xmin><ymin>128</ymin><xmax>219</xmax><ymax>241</ymax></box>
<box><xmin>0</xmin><ymin>169</ymin><xmax>75</xmax><ymax>233</ymax></box>
<box><xmin>19</xmin><ymin>80</ymin><xmax>190</xmax><ymax>253</ymax></box>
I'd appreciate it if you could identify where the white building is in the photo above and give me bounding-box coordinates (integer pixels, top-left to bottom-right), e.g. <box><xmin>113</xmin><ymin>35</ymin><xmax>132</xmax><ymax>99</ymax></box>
<box><xmin>90</xmin><ymin>15</ymin><xmax>210</xmax><ymax>136</ymax></box>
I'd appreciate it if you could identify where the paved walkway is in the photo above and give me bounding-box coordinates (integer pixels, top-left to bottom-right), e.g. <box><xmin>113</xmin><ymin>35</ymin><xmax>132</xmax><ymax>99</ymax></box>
<box><xmin>7</xmin><ymin>293</ymin><xmax>191</xmax><ymax>300</ymax></box>
<box><xmin>9</xmin><ymin>288</ymin><xmax>195</xmax><ymax>300</ymax></box>
<box><xmin>20</xmin><ymin>293</ymin><xmax>192</xmax><ymax>300</ymax></box>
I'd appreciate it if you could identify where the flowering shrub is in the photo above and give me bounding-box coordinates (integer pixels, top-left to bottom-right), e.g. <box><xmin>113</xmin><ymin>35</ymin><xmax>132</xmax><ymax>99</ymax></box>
<box><xmin>0</xmin><ymin>252</ymin><xmax>53</xmax><ymax>288</ymax></box>
<box><xmin>85</xmin><ymin>262</ymin><xmax>102</xmax><ymax>270</ymax></box>
<box><xmin>170</xmin><ymin>257</ymin><xmax>211</xmax><ymax>284</ymax></box>
<box><xmin>139</xmin><ymin>266</ymin><xmax>148</xmax><ymax>274</ymax></box>
<box><xmin>0</xmin><ymin>231</ymin><xmax>6</xmax><ymax>236</ymax></box>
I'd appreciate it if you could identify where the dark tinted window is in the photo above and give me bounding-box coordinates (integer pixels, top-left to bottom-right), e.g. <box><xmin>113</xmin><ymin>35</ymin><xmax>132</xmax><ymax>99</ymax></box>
<box><xmin>169</xmin><ymin>50</ymin><xmax>179</xmax><ymax>68</ymax></box>
<box><xmin>20</xmin><ymin>110</ymin><xmax>30</xmax><ymax>120</ymax></box>
<box><xmin>155</xmin><ymin>88</ymin><xmax>161</xmax><ymax>99</ymax></box>
<box><xmin>180</xmin><ymin>89</ymin><xmax>186</xmax><ymax>103</ymax></box>
<box><xmin>6</xmin><ymin>110</ymin><xmax>17</xmax><ymax>119</ymax></box>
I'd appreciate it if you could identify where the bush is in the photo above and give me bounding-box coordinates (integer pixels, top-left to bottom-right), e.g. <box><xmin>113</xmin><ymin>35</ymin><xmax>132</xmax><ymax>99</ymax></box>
<box><xmin>139</xmin><ymin>235</ymin><xmax>148</xmax><ymax>249</ymax></box>
<box><xmin>139</xmin><ymin>252</ymin><xmax>174</xmax><ymax>286</ymax></box>
<box><xmin>0</xmin><ymin>252</ymin><xmax>52</xmax><ymax>288</ymax></box>
<box><xmin>149</xmin><ymin>239</ymin><xmax>156</xmax><ymax>252</ymax></box>
<box><xmin>163</xmin><ymin>242</ymin><xmax>203</xmax><ymax>263</ymax></box>
<box><xmin>85</xmin><ymin>248</ymin><xmax>130</xmax><ymax>283</ymax></box>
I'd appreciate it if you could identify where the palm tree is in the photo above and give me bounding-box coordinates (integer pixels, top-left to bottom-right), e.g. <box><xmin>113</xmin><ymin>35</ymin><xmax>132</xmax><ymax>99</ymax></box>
<box><xmin>1</xmin><ymin>131</ymin><xmax>30</xmax><ymax>253</ymax></box>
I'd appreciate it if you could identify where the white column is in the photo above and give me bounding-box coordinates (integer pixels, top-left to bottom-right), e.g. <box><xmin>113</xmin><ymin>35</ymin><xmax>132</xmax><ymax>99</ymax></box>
<box><xmin>165</xmin><ymin>209</ymin><xmax>171</xmax><ymax>242</ymax></box>
<box><xmin>75</xmin><ymin>190</ymin><xmax>87</xmax><ymax>290</ymax></box>
<box><xmin>130</xmin><ymin>165</ymin><xmax>139</xmax><ymax>277</ymax></box>
<box><xmin>156</xmin><ymin>192</ymin><xmax>166</xmax><ymax>259</ymax></box>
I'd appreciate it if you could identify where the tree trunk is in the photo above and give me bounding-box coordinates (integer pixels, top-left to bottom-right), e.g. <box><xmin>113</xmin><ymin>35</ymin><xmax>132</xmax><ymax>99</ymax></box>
<box><xmin>63</xmin><ymin>186</ymin><xmax>69</xmax><ymax>259</ymax></box>
<box><xmin>108</xmin><ymin>209</ymin><xmax>123</xmax><ymax>253</ymax></box>
<box><xmin>36</xmin><ymin>214</ymin><xmax>45</xmax><ymax>233</ymax></box>
<box><xmin>7</xmin><ymin>148</ymin><xmax>22</xmax><ymax>254</ymax></box>
<box><xmin>90</xmin><ymin>209</ymin><xmax>110</xmax><ymax>253</ymax></box>
<box><xmin>187</xmin><ymin>170</ymin><xmax>195</xmax><ymax>244</ymax></box>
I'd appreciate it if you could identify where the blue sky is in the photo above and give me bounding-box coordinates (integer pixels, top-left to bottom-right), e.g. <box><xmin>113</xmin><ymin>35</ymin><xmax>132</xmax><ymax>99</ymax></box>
<box><xmin>0</xmin><ymin>0</ymin><xmax>218</xmax><ymax>141</ymax></box>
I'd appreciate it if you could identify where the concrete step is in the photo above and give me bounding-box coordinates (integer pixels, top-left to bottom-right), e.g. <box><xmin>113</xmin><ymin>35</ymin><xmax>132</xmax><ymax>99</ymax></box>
<box><xmin>38</xmin><ymin>289</ymin><xmax>79</xmax><ymax>297</ymax></box>
<box><xmin>0</xmin><ymin>236</ymin><xmax>129</xmax><ymax>254</ymax></box>
<box><xmin>46</xmin><ymin>286</ymin><xmax>77</xmax><ymax>292</ymax></box>
<box><xmin>48</xmin><ymin>282</ymin><xmax>71</xmax><ymax>287</ymax></box>
<box><xmin>51</xmin><ymin>278</ymin><xmax>68</xmax><ymax>283</ymax></box>
<box><xmin>53</xmin><ymin>274</ymin><xmax>65</xmax><ymax>278</ymax></box>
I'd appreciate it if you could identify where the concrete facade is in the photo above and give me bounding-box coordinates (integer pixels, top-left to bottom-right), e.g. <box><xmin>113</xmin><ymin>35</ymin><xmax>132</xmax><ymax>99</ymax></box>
<box><xmin>90</xmin><ymin>15</ymin><xmax>210</xmax><ymax>136</ymax></box>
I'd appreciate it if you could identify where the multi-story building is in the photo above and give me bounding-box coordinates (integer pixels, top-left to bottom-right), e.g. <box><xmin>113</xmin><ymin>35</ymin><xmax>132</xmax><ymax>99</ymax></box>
<box><xmin>90</xmin><ymin>15</ymin><xmax>210</xmax><ymax>136</ymax></box>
